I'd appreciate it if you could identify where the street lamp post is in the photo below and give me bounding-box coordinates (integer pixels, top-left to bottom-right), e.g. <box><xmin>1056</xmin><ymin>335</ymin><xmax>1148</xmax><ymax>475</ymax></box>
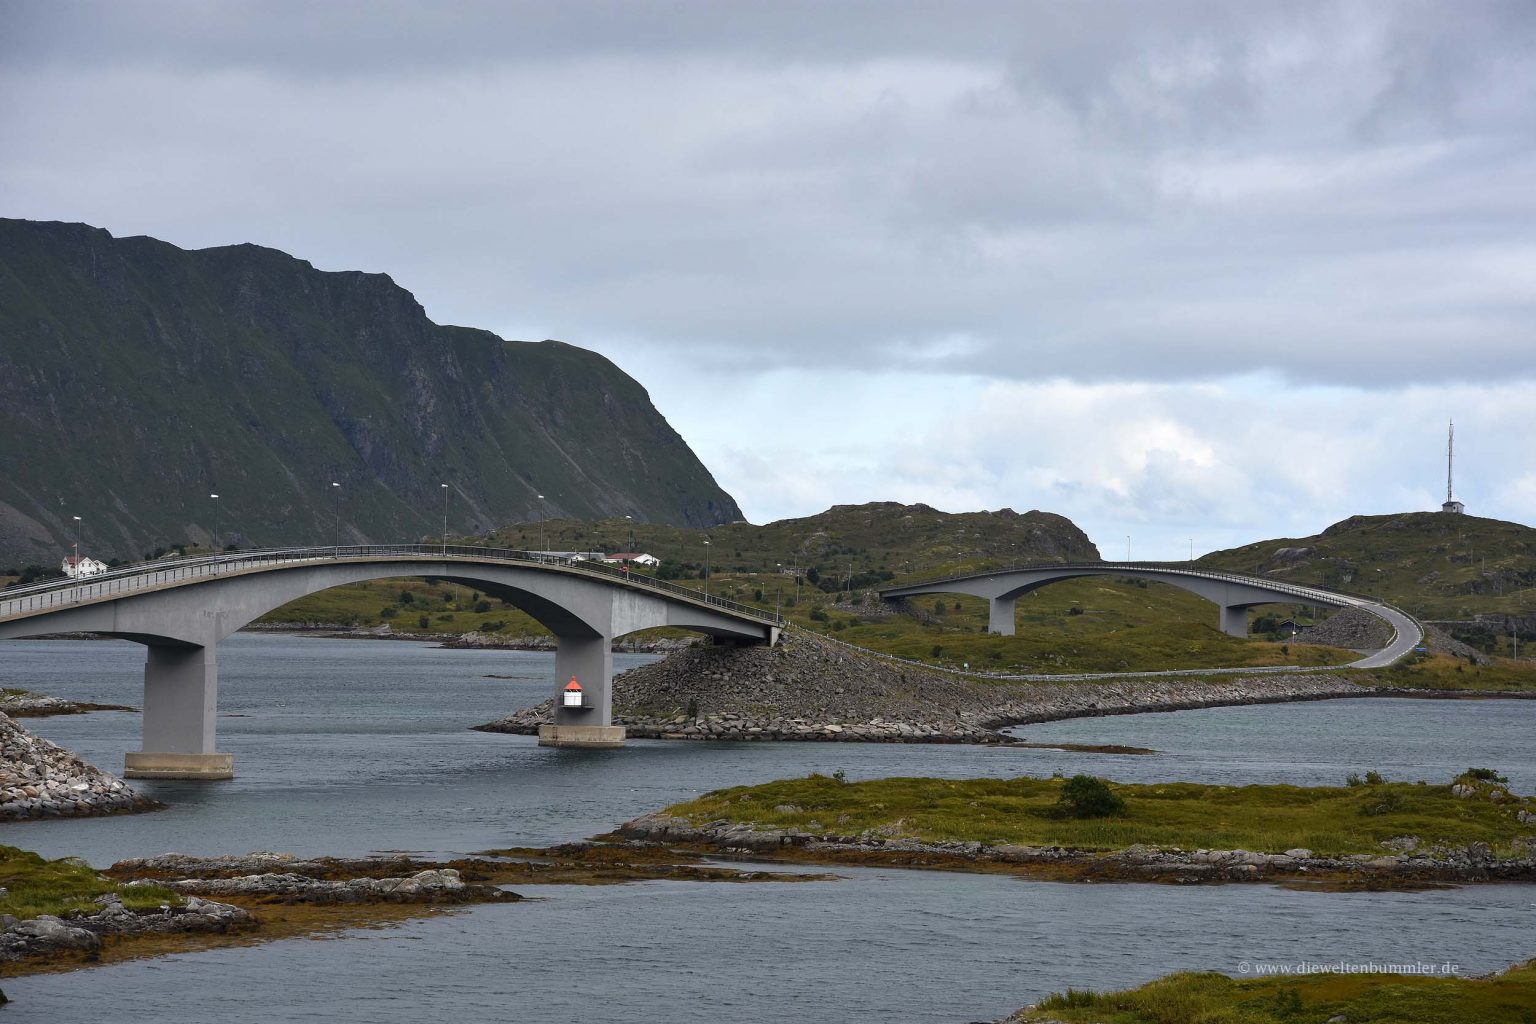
<box><xmin>536</xmin><ymin>494</ymin><xmax>545</xmax><ymax>555</ymax></box>
<box><xmin>440</xmin><ymin>483</ymin><xmax>449</xmax><ymax>555</ymax></box>
<box><xmin>71</xmin><ymin>515</ymin><xmax>82</xmax><ymax>559</ymax></box>
<box><xmin>775</xmin><ymin>562</ymin><xmax>782</xmax><ymax>618</ymax></box>
<box><xmin>703</xmin><ymin>538</ymin><xmax>711</xmax><ymax>597</ymax></box>
<box><xmin>210</xmin><ymin>494</ymin><xmax>220</xmax><ymax>552</ymax></box>
<box><xmin>625</xmin><ymin>514</ymin><xmax>635</xmax><ymax>552</ymax></box>
<box><xmin>331</xmin><ymin>482</ymin><xmax>341</xmax><ymax>557</ymax></box>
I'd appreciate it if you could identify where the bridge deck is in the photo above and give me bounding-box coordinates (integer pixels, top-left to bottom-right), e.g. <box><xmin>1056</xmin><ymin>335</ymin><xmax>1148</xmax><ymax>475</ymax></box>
<box><xmin>0</xmin><ymin>543</ymin><xmax>780</xmax><ymax>629</ymax></box>
<box><xmin>880</xmin><ymin>561</ymin><xmax>1422</xmax><ymax>669</ymax></box>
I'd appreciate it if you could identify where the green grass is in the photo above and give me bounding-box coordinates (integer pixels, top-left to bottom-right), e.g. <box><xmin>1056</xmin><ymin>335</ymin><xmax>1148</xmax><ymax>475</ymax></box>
<box><xmin>1022</xmin><ymin>959</ymin><xmax>1536</xmax><ymax>1024</ymax></box>
<box><xmin>1198</xmin><ymin>510</ymin><xmax>1536</xmax><ymax>622</ymax></box>
<box><xmin>666</xmin><ymin>773</ymin><xmax>1536</xmax><ymax>857</ymax></box>
<box><xmin>1358</xmin><ymin>652</ymin><xmax>1536</xmax><ymax>692</ymax></box>
<box><xmin>0</xmin><ymin>845</ymin><xmax>180</xmax><ymax>920</ymax></box>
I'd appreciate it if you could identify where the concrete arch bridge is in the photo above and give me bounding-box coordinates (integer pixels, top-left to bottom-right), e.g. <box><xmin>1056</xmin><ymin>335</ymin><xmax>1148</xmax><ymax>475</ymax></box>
<box><xmin>0</xmin><ymin>545</ymin><xmax>781</xmax><ymax>778</ymax></box>
<box><xmin>880</xmin><ymin>563</ymin><xmax>1421</xmax><ymax>669</ymax></box>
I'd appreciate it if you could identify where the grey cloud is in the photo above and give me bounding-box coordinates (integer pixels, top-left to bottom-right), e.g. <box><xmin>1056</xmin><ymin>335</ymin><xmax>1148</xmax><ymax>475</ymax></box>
<box><xmin>1</xmin><ymin>0</ymin><xmax>1533</xmax><ymax>392</ymax></box>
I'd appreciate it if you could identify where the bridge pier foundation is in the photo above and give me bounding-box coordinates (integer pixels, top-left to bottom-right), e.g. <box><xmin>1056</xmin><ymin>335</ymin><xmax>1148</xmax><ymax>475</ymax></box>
<box><xmin>539</xmin><ymin>633</ymin><xmax>625</xmax><ymax>748</ymax></box>
<box><xmin>124</xmin><ymin>644</ymin><xmax>233</xmax><ymax>780</ymax></box>
<box><xmin>987</xmin><ymin>597</ymin><xmax>1016</xmax><ymax>636</ymax></box>
<box><xmin>1219</xmin><ymin>605</ymin><xmax>1249</xmax><ymax>638</ymax></box>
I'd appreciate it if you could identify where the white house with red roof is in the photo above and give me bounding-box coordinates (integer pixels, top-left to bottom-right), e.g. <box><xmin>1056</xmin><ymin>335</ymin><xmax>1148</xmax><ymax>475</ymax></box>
<box><xmin>61</xmin><ymin>553</ymin><xmax>109</xmax><ymax>578</ymax></box>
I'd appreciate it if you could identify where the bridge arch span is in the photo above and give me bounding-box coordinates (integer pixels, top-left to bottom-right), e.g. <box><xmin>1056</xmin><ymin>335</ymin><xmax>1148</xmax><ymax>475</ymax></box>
<box><xmin>0</xmin><ymin>546</ymin><xmax>780</xmax><ymax>778</ymax></box>
<box><xmin>880</xmin><ymin>562</ymin><xmax>1418</xmax><ymax>657</ymax></box>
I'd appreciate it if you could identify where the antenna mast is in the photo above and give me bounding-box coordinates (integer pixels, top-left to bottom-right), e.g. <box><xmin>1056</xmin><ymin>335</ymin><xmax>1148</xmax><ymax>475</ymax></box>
<box><xmin>1446</xmin><ymin>419</ymin><xmax>1455</xmax><ymax>504</ymax></box>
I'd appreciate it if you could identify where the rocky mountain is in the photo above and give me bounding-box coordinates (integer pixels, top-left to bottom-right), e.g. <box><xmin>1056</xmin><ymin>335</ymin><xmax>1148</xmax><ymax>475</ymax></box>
<box><xmin>1196</xmin><ymin>511</ymin><xmax>1536</xmax><ymax>621</ymax></box>
<box><xmin>0</xmin><ymin>219</ymin><xmax>741</xmax><ymax>566</ymax></box>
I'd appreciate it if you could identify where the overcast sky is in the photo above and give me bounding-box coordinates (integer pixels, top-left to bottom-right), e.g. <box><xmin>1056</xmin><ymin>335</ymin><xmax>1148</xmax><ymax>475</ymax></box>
<box><xmin>3</xmin><ymin>1</ymin><xmax>1533</xmax><ymax>556</ymax></box>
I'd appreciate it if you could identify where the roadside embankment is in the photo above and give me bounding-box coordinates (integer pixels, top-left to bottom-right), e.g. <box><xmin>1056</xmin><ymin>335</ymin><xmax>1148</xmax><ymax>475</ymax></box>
<box><xmin>475</xmin><ymin>628</ymin><xmax>1369</xmax><ymax>742</ymax></box>
<box><xmin>613</xmin><ymin>771</ymin><xmax>1536</xmax><ymax>887</ymax></box>
<box><xmin>0</xmin><ymin>714</ymin><xmax>157</xmax><ymax>820</ymax></box>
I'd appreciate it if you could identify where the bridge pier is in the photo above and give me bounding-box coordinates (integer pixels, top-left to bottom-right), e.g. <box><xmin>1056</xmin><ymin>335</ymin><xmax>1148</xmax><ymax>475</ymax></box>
<box><xmin>124</xmin><ymin>644</ymin><xmax>234</xmax><ymax>780</ymax></box>
<box><xmin>1219</xmin><ymin>605</ymin><xmax>1249</xmax><ymax>638</ymax></box>
<box><xmin>538</xmin><ymin>633</ymin><xmax>625</xmax><ymax>748</ymax></box>
<box><xmin>987</xmin><ymin>597</ymin><xmax>1016</xmax><ymax>636</ymax></box>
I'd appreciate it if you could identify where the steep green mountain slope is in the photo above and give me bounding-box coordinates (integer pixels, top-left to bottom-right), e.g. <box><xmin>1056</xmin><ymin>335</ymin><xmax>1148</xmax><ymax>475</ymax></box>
<box><xmin>1196</xmin><ymin>511</ymin><xmax>1536</xmax><ymax>620</ymax></box>
<box><xmin>0</xmin><ymin>219</ymin><xmax>740</xmax><ymax>565</ymax></box>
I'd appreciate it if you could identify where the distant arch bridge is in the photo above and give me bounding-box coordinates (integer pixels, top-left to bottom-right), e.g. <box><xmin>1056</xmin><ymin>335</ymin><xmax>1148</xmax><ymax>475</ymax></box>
<box><xmin>0</xmin><ymin>545</ymin><xmax>781</xmax><ymax>778</ymax></box>
<box><xmin>879</xmin><ymin>563</ymin><xmax>1421</xmax><ymax>668</ymax></box>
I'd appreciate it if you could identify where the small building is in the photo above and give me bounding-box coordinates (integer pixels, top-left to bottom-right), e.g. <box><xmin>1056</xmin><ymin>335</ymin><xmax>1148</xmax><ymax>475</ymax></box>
<box><xmin>61</xmin><ymin>554</ymin><xmax>109</xmax><ymax>578</ymax></box>
<box><xmin>1442</xmin><ymin>500</ymin><xmax>1464</xmax><ymax>514</ymax></box>
<box><xmin>603</xmin><ymin>552</ymin><xmax>660</xmax><ymax>567</ymax></box>
<box><xmin>532</xmin><ymin>551</ymin><xmax>606</xmax><ymax>563</ymax></box>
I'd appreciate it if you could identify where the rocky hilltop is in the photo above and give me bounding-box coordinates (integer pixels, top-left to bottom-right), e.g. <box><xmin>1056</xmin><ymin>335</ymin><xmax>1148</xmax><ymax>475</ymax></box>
<box><xmin>486</xmin><ymin>500</ymin><xmax>1101</xmax><ymax>577</ymax></box>
<box><xmin>0</xmin><ymin>218</ymin><xmax>741</xmax><ymax>566</ymax></box>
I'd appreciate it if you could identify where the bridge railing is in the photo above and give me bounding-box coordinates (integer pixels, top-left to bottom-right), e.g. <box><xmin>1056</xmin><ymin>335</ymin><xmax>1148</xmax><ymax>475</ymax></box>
<box><xmin>0</xmin><ymin>543</ymin><xmax>780</xmax><ymax>626</ymax></box>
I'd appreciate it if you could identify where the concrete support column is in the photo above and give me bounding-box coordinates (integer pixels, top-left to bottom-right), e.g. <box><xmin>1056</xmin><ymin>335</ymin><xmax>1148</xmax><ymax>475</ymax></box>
<box><xmin>125</xmin><ymin>644</ymin><xmax>233</xmax><ymax>780</ymax></box>
<box><xmin>988</xmin><ymin>596</ymin><xmax>1017</xmax><ymax>636</ymax></box>
<box><xmin>540</xmin><ymin>633</ymin><xmax>624</xmax><ymax>748</ymax></box>
<box><xmin>1219</xmin><ymin>605</ymin><xmax>1249</xmax><ymax>638</ymax></box>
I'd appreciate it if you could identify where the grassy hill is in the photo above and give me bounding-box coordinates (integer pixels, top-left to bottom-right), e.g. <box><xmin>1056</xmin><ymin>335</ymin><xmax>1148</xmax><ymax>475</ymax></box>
<box><xmin>0</xmin><ymin>219</ymin><xmax>740</xmax><ymax>567</ymax></box>
<box><xmin>1196</xmin><ymin>512</ymin><xmax>1536</xmax><ymax>621</ymax></box>
<box><xmin>485</xmin><ymin>500</ymin><xmax>1099</xmax><ymax>579</ymax></box>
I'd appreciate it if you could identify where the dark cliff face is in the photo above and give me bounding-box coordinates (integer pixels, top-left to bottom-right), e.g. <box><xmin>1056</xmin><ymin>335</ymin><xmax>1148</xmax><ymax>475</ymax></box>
<box><xmin>0</xmin><ymin>219</ymin><xmax>742</xmax><ymax>565</ymax></box>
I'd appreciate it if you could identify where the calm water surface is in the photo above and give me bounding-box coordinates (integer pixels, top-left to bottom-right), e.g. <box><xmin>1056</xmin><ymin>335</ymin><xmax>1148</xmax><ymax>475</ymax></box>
<box><xmin>2</xmin><ymin>635</ymin><xmax>1533</xmax><ymax>1023</ymax></box>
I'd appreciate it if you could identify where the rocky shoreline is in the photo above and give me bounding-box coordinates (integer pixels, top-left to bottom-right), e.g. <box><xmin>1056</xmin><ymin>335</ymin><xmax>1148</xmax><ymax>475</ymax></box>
<box><xmin>0</xmin><ymin>713</ymin><xmax>157</xmax><ymax>820</ymax></box>
<box><xmin>615</xmin><ymin>811</ymin><xmax>1536</xmax><ymax>887</ymax></box>
<box><xmin>111</xmin><ymin>852</ymin><xmax>511</xmax><ymax>906</ymax></box>
<box><xmin>476</xmin><ymin>628</ymin><xmax>1372</xmax><ymax>743</ymax></box>
<box><xmin>0</xmin><ymin>691</ymin><xmax>136</xmax><ymax>717</ymax></box>
<box><xmin>1</xmin><ymin>895</ymin><xmax>255</xmax><ymax>964</ymax></box>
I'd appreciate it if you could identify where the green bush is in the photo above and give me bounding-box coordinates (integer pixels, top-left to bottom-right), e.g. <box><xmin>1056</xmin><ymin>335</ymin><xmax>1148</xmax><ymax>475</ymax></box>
<box><xmin>1054</xmin><ymin>775</ymin><xmax>1126</xmax><ymax>819</ymax></box>
<box><xmin>399</xmin><ymin>590</ymin><xmax>414</xmax><ymax>604</ymax></box>
<box><xmin>379</xmin><ymin>606</ymin><xmax>398</xmax><ymax>619</ymax></box>
<box><xmin>1464</xmin><ymin>767</ymin><xmax>1509</xmax><ymax>784</ymax></box>
<box><xmin>417</xmin><ymin>614</ymin><xmax>430</xmax><ymax>630</ymax></box>
<box><xmin>473</xmin><ymin>600</ymin><xmax>492</xmax><ymax>613</ymax></box>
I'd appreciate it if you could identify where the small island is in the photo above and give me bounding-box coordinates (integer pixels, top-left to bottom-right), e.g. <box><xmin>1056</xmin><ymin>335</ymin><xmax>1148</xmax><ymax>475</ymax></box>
<box><xmin>617</xmin><ymin>768</ymin><xmax>1536</xmax><ymax>885</ymax></box>
<box><xmin>1009</xmin><ymin>958</ymin><xmax>1536</xmax><ymax>1024</ymax></box>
